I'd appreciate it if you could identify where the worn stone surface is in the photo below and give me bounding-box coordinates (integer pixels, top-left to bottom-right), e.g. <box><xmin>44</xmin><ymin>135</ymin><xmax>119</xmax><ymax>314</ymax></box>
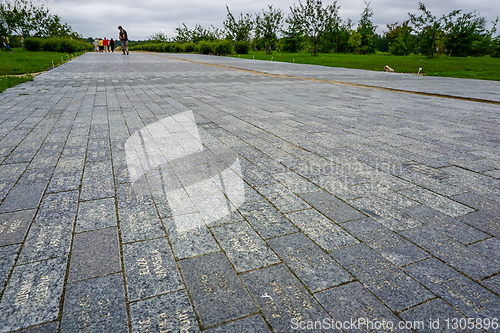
<box><xmin>0</xmin><ymin>257</ymin><xmax>67</xmax><ymax>332</ymax></box>
<box><xmin>400</xmin><ymin>299</ymin><xmax>466</xmax><ymax>333</ymax></box>
<box><xmin>1</xmin><ymin>52</ymin><xmax>500</xmax><ymax>333</ymax></box>
<box><xmin>60</xmin><ymin>274</ymin><xmax>128</xmax><ymax>333</ymax></box>
<box><xmin>67</xmin><ymin>227</ymin><xmax>122</xmax><ymax>282</ymax></box>
<box><xmin>203</xmin><ymin>315</ymin><xmax>271</xmax><ymax>333</ymax></box>
<box><xmin>178</xmin><ymin>252</ymin><xmax>257</xmax><ymax>328</ymax></box>
<box><xmin>211</xmin><ymin>221</ymin><xmax>280</xmax><ymax>272</ymax></box>
<box><xmin>331</xmin><ymin>243</ymin><xmax>433</xmax><ymax>312</ymax></box>
<box><xmin>123</xmin><ymin>238</ymin><xmax>183</xmax><ymax>301</ymax></box>
<box><xmin>268</xmin><ymin>232</ymin><xmax>353</xmax><ymax>292</ymax></box>
<box><xmin>129</xmin><ymin>290</ymin><xmax>200</xmax><ymax>333</ymax></box>
<box><xmin>240</xmin><ymin>264</ymin><xmax>331</xmax><ymax>332</ymax></box>
<box><xmin>315</xmin><ymin>282</ymin><xmax>402</xmax><ymax>333</ymax></box>
<box><xmin>286</xmin><ymin>209</ymin><xmax>358</xmax><ymax>251</ymax></box>
<box><xmin>342</xmin><ymin>218</ymin><xmax>429</xmax><ymax>267</ymax></box>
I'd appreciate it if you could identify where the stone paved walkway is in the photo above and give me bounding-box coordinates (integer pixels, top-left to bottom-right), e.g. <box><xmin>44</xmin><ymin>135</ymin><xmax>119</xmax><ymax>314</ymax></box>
<box><xmin>0</xmin><ymin>52</ymin><xmax>499</xmax><ymax>333</ymax></box>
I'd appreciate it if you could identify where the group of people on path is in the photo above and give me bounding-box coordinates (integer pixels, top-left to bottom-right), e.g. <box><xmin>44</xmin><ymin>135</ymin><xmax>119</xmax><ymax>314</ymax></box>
<box><xmin>92</xmin><ymin>26</ymin><xmax>129</xmax><ymax>55</ymax></box>
<box><xmin>93</xmin><ymin>37</ymin><xmax>115</xmax><ymax>52</ymax></box>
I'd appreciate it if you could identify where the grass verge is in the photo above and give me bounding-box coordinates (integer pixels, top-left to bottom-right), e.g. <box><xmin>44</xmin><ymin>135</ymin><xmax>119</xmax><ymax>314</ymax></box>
<box><xmin>0</xmin><ymin>75</ymin><xmax>34</xmax><ymax>93</ymax></box>
<box><xmin>230</xmin><ymin>51</ymin><xmax>500</xmax><ymax>81</ymax></box>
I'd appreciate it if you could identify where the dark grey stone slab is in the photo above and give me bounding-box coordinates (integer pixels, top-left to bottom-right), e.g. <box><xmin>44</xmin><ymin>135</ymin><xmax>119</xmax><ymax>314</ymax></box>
<box><xmin>118</xmin><ymin>204</ymin><xmax>164</xmax><ymax>243</ymax></box>
<box><xmin>0</xmin><ymin>244</ymin><xmax>19</xmax><ymax>290</ymax></box>
<box><xmin>399</xmin><ymin>187</ymin><xmax>473</xmax><ymax>217</ymax></box>
<box><xmin>68</xmin><ymin>227</ymin><xmax>121</xmax><ymax>282</ymax></box>
<box><xmin>83</xmin><ymin>160</ymin><xmax>113</xmax><ymax>179</ymax></box>
<box><xmin>18</xmin><ymin>217</ymin><xmax>73</xmax><ymax>264</ymax></box>
<box><xmin>241</xmin><ymin>165</ymin><xmax>277</xmax><ymax>186</ymax></box>
<box><xmin>178</xmin><ymin>251</ymin><xmax>257</xmax><ymax>328</ymax></box>
<box><xmin>458</xmin><ymin>210</ymin><xmax>500</xmax><ymax>237</ymax></box>
<box><xmin>481</xmin><ymin>275</ymin><xmax>500</xmax><ymax>295</ymax></box>
<box><xmin>60</xmin><ymin>274</ymin><xmax>128</xmax><ymax>333</ymax></box>
<box><xmin>0</xmin><ymin>209</ymin><xmax>35</xmax><ymax>246</ymax></box>
<box><xmin>300</xmin><ymin>190</ymin><xmax>365</xmax><ymax>223</ymax></box>
<box><xmin>130</xmin><ymin>290</ymin><xmax>201</xmax><ymax>333</ymax></box>
<box><xmin>117</xmin><ymin>182</ymin><xmax>154</xmax><ymax>208</ymax></box>
<box><xmin>268</xmin><ymin>232</ymin><xmax>353</xmax><ymax>292</ymax></box>
<box><xmin>163</xmin><ymin>213</ymin><xmax>219</xmax><ymax>259</ymax></box>
<box><xmin>272</xmin><ymin>171</ymin><xmax>321</xmax><ymax>194</ymax></box>
<box><xmin>0</xmin><ymin>183</ymin><xmax>47</xmax><ymax>213</ymax></box>
<box><xmin>204</xmin><ymin>315</ymin><xmax>271</xmax><ymax>333</ymax></box>
<box><xmin>76</xmin><ymin>198</ymin><xmax>117</xmax><ymax>232</ymax></box>
<box><xmin>238</xmin><ymin>200</ymin><xmax>297</xmax><ymax>239</ymax></box>
<box><xmin>211</xmin><ymin>221</ymin><xmax>280</xmax><ymax>272</ymax></box>
<box><xmin>0</xmin><ymin>163</ymin><xmax>28</xmax><ymax>201</ymax></box>
<box><xmin>80</xmin><ymin>176</ymin><xmax>115</xmax><ymax>201</ymax></box>
<box><xmin>0</xmin><ymin>257</ymin><xmax>67</xmax><ymax>332</ymax></box>
<box><xmin>348</xmin><ymin>197</ymin><xmax>422</xmax><ymax>231</ymax></box>
<box><xmin>404</xmin><ymin>205</ymin><xmax>488</xmax><ymax>244</ymax></box>
<box><xmin>400</xmin><ymin>299</ymin><xmax>467</xmax><ymax>333</ymax></box>
<box><xmin>17</xmin><ymin>322</ymin><xmax>59</xmax><ymax>333</ymax></box>
<box><xmin>152</xmin><ymin>188</ymin><xmax>198</xmax><ymax>218</ymax></box>
<box><xmin>190</xmin><ymin>192</ymin><xmax>245</xmax><ymax>227</ymax></box>
<box><xmin>286</xmin><ymin>209</ymin><xmax>358</xmax><ymax>251</ymax></box>
<box><xmin>342</xmin><ymin>218</ymin><xmax>429</xmax><ymax>267</ymax></box>
<box><xmin>469</xmin><ymin>237</ymin><xmax>500</xmax><ymax>260</ymax></box>
<box><xmin>452</xmin><ymin>192</ymin><xmax>500</xmax><ymax>214</ymax></box>
<box><xmin>401</xmin><ymin>226</ymin><xmax>500</xmax><ymax>280</ymax></box>
<box><xmin>331</xmin><ymin>243</ymin><xmax>433</xmax><ymax>312</ymax></box>
<box><xmin>405</xmin><ymin>258</ymin><xmax>500</xmax><ymax>322</ymax></box>
<box><xmin>315</xmin><ymin>282</ymin><xmax>402</xmax><ymax>333</ymax></box>
<box><xmin>123</xmin><ymin>238</ymin><xmax>183</xmax><ymax>301</ymax></box>
<box><xmin>35</xmin><ymin>190</ymin><xmax>79</xmax><ymax>222</ymax></box>
<box><xmin>46</xmin><ymin>170</ymin><xmax>82</xmax><ymax>193</ymax></box>
<box><xmin>257</xmin><ymin>183</ymin><xmax>310</xmax><ymax>213</ymax></box>
<box><xmin>85</xmin><ymin>148</ymin><xmax>111</xmax><ymax>162</ymax></box>
<box><xmin>240</xmin><ymin>264</ymin><xmax>330</xmax><ymax>332</ymax></box>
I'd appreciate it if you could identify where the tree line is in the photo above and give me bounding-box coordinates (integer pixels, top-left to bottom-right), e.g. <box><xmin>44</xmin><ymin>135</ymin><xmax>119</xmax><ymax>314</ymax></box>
<box><xmin>147</xmin><ymin>0</ymin><xmax>500</xmax><ymax>58</ymax></box>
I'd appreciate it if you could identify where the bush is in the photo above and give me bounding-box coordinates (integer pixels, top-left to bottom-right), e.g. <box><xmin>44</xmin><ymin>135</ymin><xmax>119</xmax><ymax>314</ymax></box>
<box><xmin>234</xmin><ymin>41</ymin><xmax>250</xmax><ymax>54</ymax></box>
<box><xmin>161</xmin><ymin>43</ymin><xmax>172</xmax><ymax>52</ymax></box>
<box><xmin>183</xmin><ymin>43</ymin><xmax>196</xmax><ymax>52</ymax></box>
<box><xmin>198</xmin><ymin>41</ymin><xmax>214</xmax><ymax>54</ymax></box>
<box><xmin>213</xmin><ymin>40</ymin><xmax>233</xmax><ymax>55</ymax></box>
<box><xmin>23</xmin><ymin>37</ymin><xmax>91</xmax><ymax>53</ymax></box>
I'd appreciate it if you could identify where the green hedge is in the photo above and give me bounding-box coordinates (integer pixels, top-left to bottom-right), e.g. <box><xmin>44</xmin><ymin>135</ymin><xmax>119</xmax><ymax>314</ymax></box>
<box><xmin>129</xmin><ymin>40</ymin><xmax>240</xmax><ymax>55</ymax></box>
<box><xmin>24</xmin><ymin>37</ymin><xmax>91</xmax><ymax>53</ymax></box>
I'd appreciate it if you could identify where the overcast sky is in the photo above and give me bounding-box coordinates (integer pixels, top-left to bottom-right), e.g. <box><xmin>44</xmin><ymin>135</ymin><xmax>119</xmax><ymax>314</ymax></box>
<box><xmin>46</xmin><ymin>0</ymin><xmax>499</xmax><ymax>40</ymax></box>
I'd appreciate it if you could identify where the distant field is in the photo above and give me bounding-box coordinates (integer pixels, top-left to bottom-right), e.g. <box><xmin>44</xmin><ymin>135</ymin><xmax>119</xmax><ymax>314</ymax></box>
<box><xmin>0</xmin><ymin>48</ymin><xmax>83</xmax><ymax>92</ymax></box>
<box><xmin>230</xmin><ymin>51</ymin><xmax>500</xmax><ymax>81</ymax></box>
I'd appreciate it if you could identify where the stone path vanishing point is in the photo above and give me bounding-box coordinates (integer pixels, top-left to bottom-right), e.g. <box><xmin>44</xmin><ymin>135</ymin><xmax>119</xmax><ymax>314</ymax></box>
<box><xmin>0</xmin><ymin>52</ymin><xmax>499</xmax><ymax>333</ymax></box>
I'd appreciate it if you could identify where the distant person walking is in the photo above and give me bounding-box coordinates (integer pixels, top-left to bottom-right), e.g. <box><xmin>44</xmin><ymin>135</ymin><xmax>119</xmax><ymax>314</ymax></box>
<box><xmin>99</xmin><ymin>38</ymin><xmax>104</xmax><ymax>52</ymax></box>
<box><xmin>118</xmin><ymin>26</ymin><xmax>129</xmax><ymax>55</ymax></box>
<box><xmin>93</xmin><ymin>38</ymin><xmax>99</xmax><ymax>52</ymax></box>
<box><xmin>103</xmin><ymin>37</ymin><xmax>109</xmax><ymax>52</ymax></box>
<box><xmin>2</xmin><ymin>36</ymin><xmax>12</xmax><ymax>53</ymax></box>
<box><xmin>110</xmin><ymin>38</ymin><xmax>115</xmax><ymax>52</ymax></box>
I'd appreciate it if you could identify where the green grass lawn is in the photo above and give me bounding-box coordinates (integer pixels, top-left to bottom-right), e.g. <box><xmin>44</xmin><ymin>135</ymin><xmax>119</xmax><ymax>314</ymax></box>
<box><xmin>0</xmin><ymin>48</ymin><xmax>83</xmax><ymax>92</ymax></box>
<box><xmin>231</xmin><ymin>51</ymin><xmax>500</xmax><ymax>81</ymax></box>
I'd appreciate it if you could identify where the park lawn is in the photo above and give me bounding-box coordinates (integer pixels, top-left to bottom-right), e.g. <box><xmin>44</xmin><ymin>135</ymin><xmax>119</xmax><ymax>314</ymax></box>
<box><xmin>0</xmin><ymin>48</ymin><xmax>82</xmax><ymax>92</ymax></box>
<box><xmin>0</xmin><ymin>48</ymin><xmax>76</xmax><ymax>75</ymax></box>
<box><xmin>231</xmin><ymin>51</ymin><xmax>500</xmax><ymax>81</ymax></box>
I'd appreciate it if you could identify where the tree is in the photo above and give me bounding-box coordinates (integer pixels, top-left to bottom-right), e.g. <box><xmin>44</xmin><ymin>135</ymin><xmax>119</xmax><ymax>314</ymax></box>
<box><xmin>348</xmin><ymin>30</ymin><xmax>361</xmax><ymax>54</ymax></box>
<box><xmin>409</xmin><ymin>2</ymin><xmax>459</xmax><ymax>58</ymax></box>
<box><xmin>384</xmin><ymin>20</ymin><xmax>414</xmax><ymax>55</ymax></box>
<box><xmin>148</xmin><ymin>31</ymin><xmax>169</xmax><ymax>43</ymax></box>
<box><xmin>320</xmin><ymin>18</ymin><xmax>351</xmax><ymax>53</ymax></box>
<box><xmin>281</xmin><ymin>23</ymin><xmax>305</xmax><ymax>52</ymax></box>
<box><xmin>223</xmin><ymin>6</ymin><xmax>254</xmax><ymax>41</ymax></box>
<box><xmin>287</xmin><ymin>0</ymin><xmax>340</xmax><ymax>56</ymax></box>
<box><xmin>443</xmin><ymin>11</ymin><xmax>493</xmax><ymax>57</ymax></box>
<box><xmin>255</xmin><ymin>5</ymin><xmax>283</xmax><ymax>54</ymax></box>
<box><xmin>174</xmin><ymin>23</ymin><xmax>222</xmax><ymax>43</ymax></box>
<box><xmin>356</xmin><ymin>2</ymin><xmax>377</xmax><ymax>54</ymax></box>
<box><xmin>0</xmin><ymin>0</ymin><xmax>79</xmax><ymax>38</ymax></box>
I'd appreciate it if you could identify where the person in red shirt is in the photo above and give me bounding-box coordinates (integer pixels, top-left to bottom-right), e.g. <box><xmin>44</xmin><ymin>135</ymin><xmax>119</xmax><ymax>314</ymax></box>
<box><xmin>103</xmin><ymin>38</ymin><xmax>109</xmax><ymax>52</ymax></box>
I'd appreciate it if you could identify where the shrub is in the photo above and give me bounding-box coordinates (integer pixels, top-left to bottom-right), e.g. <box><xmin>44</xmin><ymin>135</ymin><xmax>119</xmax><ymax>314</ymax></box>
<box><xmin>172</xmin><ymin>43</ymin><xmax>183</xmax><ymax>53</ymax></box>
<box><xmin>198</xmin><ymin>41</ymin><xmax>214</xmax><ymax>54</ymax></box>
<box><xmin>234</xmin><ymin>41</ymin><xmax>250</xmax><ymax>54</ymax></box>
<box><xmin>213</xmin><ymin>40</ymin><xmax>233</xmax><ymax>55</ymax></box>
<box><xmin>183</xmin><ymin>43</ymin><xmax>196</xmax><ymax>52</ymax></box>
<box><xmin>24</xmin><ymin>37</ymin><xmax>43</xmax><ymax>51</ymax></box>
<box><xmin>23</xmin><ymin>37</ymin><xmax>91</xmax><ymax>53</ymax></box>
